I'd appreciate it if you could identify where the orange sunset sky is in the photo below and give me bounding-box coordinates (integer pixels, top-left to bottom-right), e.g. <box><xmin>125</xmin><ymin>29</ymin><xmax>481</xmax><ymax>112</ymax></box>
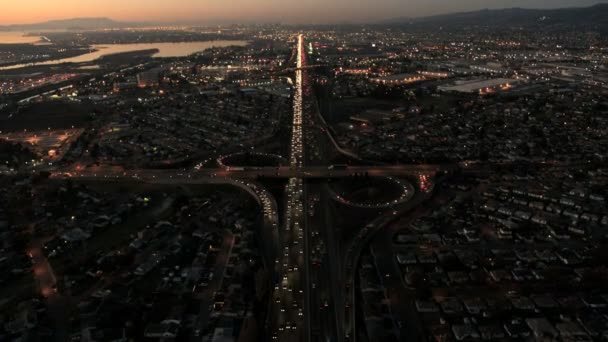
<box><xmin>1</xmin><ymin>0</ymin><xmax>607</xmax><ymax>24</ymax></box>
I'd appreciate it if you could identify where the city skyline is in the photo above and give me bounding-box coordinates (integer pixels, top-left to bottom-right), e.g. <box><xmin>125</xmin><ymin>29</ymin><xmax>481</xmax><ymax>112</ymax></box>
<box><xmin>2</xmin><ymin>0</ymin><xmax>608</xmax><ymax>25</ymax></box>
<box><xmin>2</xmin><ymin>1</ymin><xmax>608</xmax><ymax>341</ymax></box>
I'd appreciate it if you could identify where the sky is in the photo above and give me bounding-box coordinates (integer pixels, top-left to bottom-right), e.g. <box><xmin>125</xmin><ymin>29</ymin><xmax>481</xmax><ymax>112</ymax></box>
<box><xmin>1</xmin><ymin>0</ymin><xmax>607</xmax><ymax>25</ymax></box>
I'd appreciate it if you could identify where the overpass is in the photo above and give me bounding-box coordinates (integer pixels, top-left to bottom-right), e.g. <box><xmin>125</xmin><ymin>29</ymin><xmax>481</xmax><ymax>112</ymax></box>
<box><xmin>50</xmin><ymin>164</ymin><xmax>453</xmax><ymax>182</ymax></box>
<box><xmin>281</xmin><ymin>64</ymin><xmax>327</xmax><ymax>72</ymax></box>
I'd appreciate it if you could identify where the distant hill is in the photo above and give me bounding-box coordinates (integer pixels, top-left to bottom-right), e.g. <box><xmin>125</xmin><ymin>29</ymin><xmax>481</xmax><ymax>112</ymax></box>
<box><xmin>0</xmin><ymin>17</ymin><xmax>129</xmax><ymax>31</ymax></box>
<box><xmin>384</xmin><ymin>4</ymin><xmax>608</xmax><ymax>31</ymax></box>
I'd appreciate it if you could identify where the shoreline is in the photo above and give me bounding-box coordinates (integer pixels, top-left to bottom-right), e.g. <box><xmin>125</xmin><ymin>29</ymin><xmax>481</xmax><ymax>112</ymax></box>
<box><xmin>0</xmin><ymin>40</ymin><xmax>249</xmax><ymax>71</ymax></box>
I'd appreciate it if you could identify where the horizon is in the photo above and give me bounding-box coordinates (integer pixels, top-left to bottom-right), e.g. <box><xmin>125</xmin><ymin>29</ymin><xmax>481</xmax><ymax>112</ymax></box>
<box><xmin>2</xmin><ymin>0</ymin><xmax>608</xmax><ymax>25</ymax></box>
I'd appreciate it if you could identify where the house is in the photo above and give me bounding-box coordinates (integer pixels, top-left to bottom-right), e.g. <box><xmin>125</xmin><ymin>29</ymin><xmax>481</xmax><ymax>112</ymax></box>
<box><xmin>144</xmin><ymin>320</ymin><xmax>181</xmax><ymax>339</ymax></box>
<box><xmin>396</xmin><ymin>253</ymin><xmax>417</xmax><ymax>265</ymax></box>
<box><xmin>415</xmin><ymin>300</ymin><xmax>439</xmax><ymax>313</ymax></box>
<box><xmin>440</xmin><ymin>298</ymin><xmax>463</xmax><ymax>314</ymax></box>
<box><xmin>511</xmin><ymin>297</ymin><xmax>535</xmax><ymax>311</ymax></box>
<box><xmin>463</xmin><ymin>298</ymin><xmax>486</xmax><ymax>315</ymax></box>
<box><xmin>448</xmin><ymin>272</ymin><xmax>470</xmax><ymax>284</ymax></box>
<box><xmin>531</xmin><ymin>295</ymin><xmax>558</xmax><ymax>309</ymax></box>
<box><xmin>504</xmin><ymin>319</ymin><xmax>531</xmax><ymax>338</ymax></box>
<box><xmin>577</xmin><ymin>314</ymin><xmax>608</xmax><ymax>339</ymax></box>
<box><xmin>452</xmin><ymin>324</ymin><xmax>480</xmax><ymax>341</ymax></box>
<box><xmin>526</xmin><ymin>318</ymin><xmax>558</xmax><ymax>341</ymax></box>
<box><xmin>478</xmin><ymin>325</ymin><xmax>505</xmax><ymax>340</ymax></box>
<box><xmin>556</xmin><ymin>322</ymin><xmax>590</xmax><ymax>341</ymax></box>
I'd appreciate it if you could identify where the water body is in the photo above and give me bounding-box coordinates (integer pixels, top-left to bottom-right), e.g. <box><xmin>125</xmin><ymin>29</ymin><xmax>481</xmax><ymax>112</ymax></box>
<box><xmin>0</xmin><ymin>40</ymin><xmax>248</xmax><ymax>71</ymax></box>
<box><xmin>0</xmin><ymin>31</ymin><xmax>44</xmax><ymax>44</ymax></box>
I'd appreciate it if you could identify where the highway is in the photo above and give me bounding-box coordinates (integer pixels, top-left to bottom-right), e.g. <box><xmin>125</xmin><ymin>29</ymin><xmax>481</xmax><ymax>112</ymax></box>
<box><xmin>29</xmin><ymin>159</ymin><xmax>588</xmax><ymax>183</ymax></box>
<box><xmin>269</xmin><ymin>33</ymin><xmax>307</xmax><ymax>341</ymax></box>
<box><xmin>299</xmin><ymin>41</ymin><xmax>345</xmax><ymax>341</ymax></box>
<box><xmin>50</xmin><ymin>164</ymin><xmax>448</xmax><ymax>181</ymax></box>
<box><xmin>44</xmin><ymin>159</ymin><xmax>587</xmax><ymax>186</ymax></box>
<box><xmin>306</xmin><ymin>182</ymin><xmax>342</xmax><ymax>342</ymax></box>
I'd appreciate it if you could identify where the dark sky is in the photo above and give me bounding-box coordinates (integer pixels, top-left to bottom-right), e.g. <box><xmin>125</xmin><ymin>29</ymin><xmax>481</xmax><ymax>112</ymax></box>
<box><xmin>3</xmin><ymin>0</ymin><xmax>607</xmax><ymax>24</ymax></box>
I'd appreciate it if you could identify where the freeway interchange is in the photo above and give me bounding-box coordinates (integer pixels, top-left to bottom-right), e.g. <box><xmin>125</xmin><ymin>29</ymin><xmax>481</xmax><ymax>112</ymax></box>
<box><xmin>33</xmin><ymin>34</ymin><xmax>572</xmax><ymax>342</ymax></box>
<box><xmin>36</xmin><ymin>34</ymin><xmax>441</xmax><ymax>342</ymax></box>
<box><xmin>33</xmin><ymin>34</ymin><xmax>554</xmax><ymax>342</ymax></box>
<box><xmin>37</xmin><ymin>35</ymin><xmax>447</xmax><ymax>342</ymax></box>
<box><xmin>4</xmin><ymin>30</ymin><xmax>599</xmax><ymax>342</ymax></box>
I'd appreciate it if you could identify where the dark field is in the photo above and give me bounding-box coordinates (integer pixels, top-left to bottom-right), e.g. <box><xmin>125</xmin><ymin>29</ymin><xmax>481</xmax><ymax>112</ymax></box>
<box><xmin>330</xmin><ymin>176</ymin><xmax>405</xmax><ymax>205</ymax></box>
<box><xmin>219</xmin><ymin>152</ymin><xmax>286</xmax><ymax>167</ymax></box>
<box><xmin>0</xmin><ymin>100</ymin><xmax>95</xmax><ymax>132</ymax></box>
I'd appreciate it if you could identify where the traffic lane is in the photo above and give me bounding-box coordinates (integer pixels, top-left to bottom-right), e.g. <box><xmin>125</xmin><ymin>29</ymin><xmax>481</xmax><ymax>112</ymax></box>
<box><xmin>309</xmin><ymin>200</ymin><xmax>338</xmax><ymax>341</ymax></box>
<box><xmin>318</xmin><ymin>253</ymin><xmax>337</xmax><ymax>342</ymax></box>
<box><xmin>319</xmin><ymin>184</ymin><xmax>345</xmax><ymax>340</ymax></box>
<box><xmin>277</xmin><ymin>178</ymin><xmax>305</xmax><ymax>341</ymax></box>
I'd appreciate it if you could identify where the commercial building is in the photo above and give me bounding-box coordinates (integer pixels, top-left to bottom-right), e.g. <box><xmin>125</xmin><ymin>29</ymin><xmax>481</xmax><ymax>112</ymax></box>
<box><xmin>438</xmin><ymin>78</ymin><xmax>519</xmax><ymax>94</ymax></box>
<box><xmin>137</xmin><ymin>69</ymin><xmax>161</xmax><ymax>88</ymax></box>
<box><xmin>370</xmin><ymin>73</ymin><xmax>424</xmax><ymax>85</ymax></box>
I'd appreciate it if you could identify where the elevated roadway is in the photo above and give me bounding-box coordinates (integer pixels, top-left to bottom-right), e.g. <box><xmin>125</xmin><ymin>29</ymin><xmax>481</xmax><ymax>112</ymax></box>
<box><xmin>50</xmin><ymin>164</ymin><xmax>450</xmax><ymax>181</ymax></box>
